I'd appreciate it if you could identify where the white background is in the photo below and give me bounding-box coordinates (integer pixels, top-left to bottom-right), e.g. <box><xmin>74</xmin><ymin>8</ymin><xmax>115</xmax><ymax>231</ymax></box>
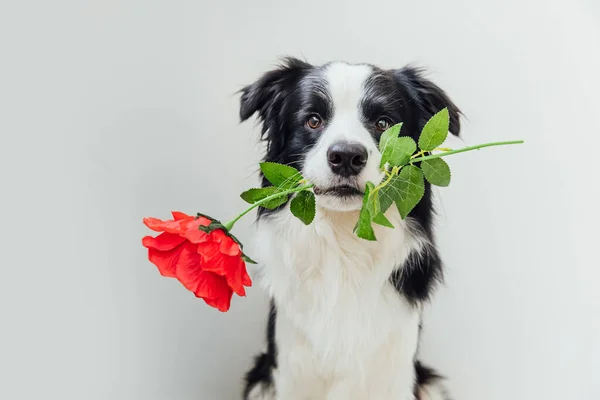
<box><xmin>1</xmin><ymin>1</ymin><xmax>599</xmax><ymax>399</ymax></box>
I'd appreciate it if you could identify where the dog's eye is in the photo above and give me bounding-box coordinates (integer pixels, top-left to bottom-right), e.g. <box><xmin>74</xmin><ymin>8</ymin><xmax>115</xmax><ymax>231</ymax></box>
<box><xmin>375</xmin><ymin>117</ymin><xmax>392</xmax><ymax>132</ymax></box>
<box><xmin>306</xmin><ymin>115</ymin><xmax>323</xmax><ymax>130</ymax></box>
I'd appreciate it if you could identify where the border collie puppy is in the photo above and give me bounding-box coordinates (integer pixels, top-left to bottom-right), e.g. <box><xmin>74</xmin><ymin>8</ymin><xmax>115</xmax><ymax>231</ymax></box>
<box><xmin>239</xmin><ymin>57</ymin><xmax>461</xmax><ymax>400</ymax></box>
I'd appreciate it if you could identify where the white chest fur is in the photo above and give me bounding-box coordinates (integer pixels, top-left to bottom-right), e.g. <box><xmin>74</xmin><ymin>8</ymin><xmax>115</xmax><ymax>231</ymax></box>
<box><xmin>253</xmin><ymin>206</ymin><xmax>425</xmax><ymax>400</ymax></box>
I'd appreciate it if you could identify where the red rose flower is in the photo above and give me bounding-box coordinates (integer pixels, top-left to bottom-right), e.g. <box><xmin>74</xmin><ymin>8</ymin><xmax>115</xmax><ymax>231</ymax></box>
<box><xmin>142</xmin><ymin>211</ymin><xmax>252</xmax><ymax>312</ymax></box>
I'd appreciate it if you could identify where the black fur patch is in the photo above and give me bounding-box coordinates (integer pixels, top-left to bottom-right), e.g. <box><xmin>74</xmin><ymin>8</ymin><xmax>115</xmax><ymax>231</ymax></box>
<box><xmin>414</xmin><ymin>360</ymin><xmax>451</xmax><ymax>400</ymax></box>
<box><xmin>390</xmin><ymin>244</ymin><xmax>444</xmax><ymax>306</ymax></box>
<box><xmin>243</xmin><ymin>302</ymin><xmax>277</xmax><ymax>399</ymax></box>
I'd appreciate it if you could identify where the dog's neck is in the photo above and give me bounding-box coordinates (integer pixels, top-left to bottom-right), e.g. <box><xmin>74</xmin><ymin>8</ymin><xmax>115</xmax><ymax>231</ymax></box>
<box><xmin>254</xmin><ymin>205</ymin><xmax>425</xmax><ymax>300</ymax></box>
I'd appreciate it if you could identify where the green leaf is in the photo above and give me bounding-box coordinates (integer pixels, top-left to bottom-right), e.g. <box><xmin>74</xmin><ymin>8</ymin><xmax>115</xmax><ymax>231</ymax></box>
<box><xmin>394</xmin><ymin>165</ymin><xmax>425</xmax><ymax>219</ymax></box>
<box><xmin>262</xmin><ymin>195</ymin><xmax>289</xmax><ymax>209</ymax></box>
<box><xmin>379</xmin><ymin>123</ymin><xmax>403</xmax><ymax>152</ymax></box>
<box><xmin>378</xmin><ymin>165</ymin><xmax>425</xmax><ymax>219</ymax></box>
<box><xmin>365</xmin><ymin>182</ymin><xmax>380</xmax><ymax>217</ymax></box>
<box><xmin>290</xmin><ymin>190</ymin><xmax>316</xmax><ymax>225</ymax></box>
<box><xmin>378</xmin><ymin>177</ymin><xmax>396</xmax><ymax>214</ymax></box>
<box><xmin>364</xmin><ymin>182</ymin><xmax>394</xmax><ymax>228</ymax></box>
<box><xmin>241</xmin><ymin>253</ymin><xmax>257</xmax><ymax>264</ymax></box>
<box><xmin>262</xmin><ymin>196</ymin><xmax>289</xmax><ymax>209</ymax></box>
<box><xmin>418</xmin><ymin>108</ymin><xmax>450</xmax><ymax>151</ymax></box>
<box><xmin>240</xmin><ymin>187</ymin><xmax>276</xmax><ymax>203</ymax></box>
<box><xmin>354</xmin><ymin>184</ymin><xmax>376</xmax><ymax>241</ymax></box>
<box><xmin>260</xmin><ymin>162</ymin><xmax>303</xmax><ymax>189</ymax></box>
<box><xmin>421</xmin><ymin>158</ymin><xmax>451</xmax><ymax>187</ymax></box>
<box><xmin>383</xmin><ymin>137</ymin><xmax>417</xmax><ymax>168</ymax></box>
<box><xmin>378</xmin><ymin>123</ymin><xmax>417</xmax><ymax>168</ymax></box>
<box><xmin>240</xmin><ymin>187</ymin><xmax>289</xmax><ymax>209</ymax></box>
<box><xmin>372</xmin><ymin>212</ymin><xmax>394</xmax><ymax>228</ymax></box>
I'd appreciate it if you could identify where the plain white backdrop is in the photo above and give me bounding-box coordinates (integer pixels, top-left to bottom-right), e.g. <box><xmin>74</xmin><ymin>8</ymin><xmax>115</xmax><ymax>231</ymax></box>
<box><xmin>1</xmin><ymin>0</ymin><xmax>599</xmax><ymax>399</ymax></box>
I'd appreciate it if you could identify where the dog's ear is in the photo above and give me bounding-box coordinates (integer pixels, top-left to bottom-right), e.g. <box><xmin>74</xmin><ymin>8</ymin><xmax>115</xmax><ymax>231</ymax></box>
<box><xmin>239</xmin><ymin>57</ymin><xmax>310</xmax><ymax>122</ymax></box>
<box><xmin>394</xmin><ymin>66</ymin><xmax>462</xmax><ymax>136</ymax></box>
<box><xmin>239</xmin><ymin>57</ymin><xmax>311</xmax><ymax>156</ymax></box>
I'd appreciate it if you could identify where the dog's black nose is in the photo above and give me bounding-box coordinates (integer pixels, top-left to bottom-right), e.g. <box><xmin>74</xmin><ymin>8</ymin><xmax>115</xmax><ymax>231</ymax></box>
<box><xmin>327</xmin><ymin>141</ymin><xmax>368</xmax><ymax>177</ymax></box>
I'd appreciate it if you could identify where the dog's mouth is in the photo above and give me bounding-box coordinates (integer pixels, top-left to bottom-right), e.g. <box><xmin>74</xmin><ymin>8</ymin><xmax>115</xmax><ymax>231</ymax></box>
<box><xmin>313</xmin><ymin>185</ymin><xmax>363</xmax><ymax>197</ymax></box>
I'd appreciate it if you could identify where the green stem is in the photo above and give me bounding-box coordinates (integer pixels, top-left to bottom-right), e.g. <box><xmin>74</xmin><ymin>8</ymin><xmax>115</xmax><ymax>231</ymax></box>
<box><xmin>223</xmin><ymin>141</ymin><xmax>523</xmax><ymax>231</ymax></box>
<box><xmin>410</xmin><ymin>140</ymin><xmax>524</xmax><ymax>164</ymax></box>
<box><xmin>373</xmin><ymin>165</ymin><xmax>399</xmax><ymax>194</ymax></box>
<box><xmin>410</xmin><ymin>150</ymin><xmax>427</xmax><ymax>159</ymax></box>
<box><xmin>224</xmin><ymin>183</ymin><xmax>314</xmax><ymax>231</ymax></box>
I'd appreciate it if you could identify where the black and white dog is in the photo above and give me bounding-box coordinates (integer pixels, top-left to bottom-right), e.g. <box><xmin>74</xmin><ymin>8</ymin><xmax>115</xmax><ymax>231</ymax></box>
<box><xmin>239</xmin><ymin>57</ymin><xmax>461</xmax><ymax>400</ymax></box>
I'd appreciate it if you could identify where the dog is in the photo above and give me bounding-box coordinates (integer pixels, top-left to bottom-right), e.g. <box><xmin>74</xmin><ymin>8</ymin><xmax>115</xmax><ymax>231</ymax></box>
<box><xmin>239</xmin><ymin>57</ymin><xmax>461</xmax><ymax>400</ymax></box>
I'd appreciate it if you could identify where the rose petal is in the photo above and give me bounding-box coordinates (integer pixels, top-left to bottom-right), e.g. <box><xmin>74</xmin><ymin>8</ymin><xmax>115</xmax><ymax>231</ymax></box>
<box><xmin>197</xmin><ymin>216</ymin><xmax>211</xmax><ymax>226</ymax></box>
<box><xmin>147</xmin><ymin>245</ymin><xmax>186</xmax><ymax>278</ymax></box>
<box><xmin>210</xmin><ymin>229</ymin><xmax>226</xmax><ymax>243</ymax></box>
<box><xmin>182</xmin><ymin>226</ymin><xmax>210</xmax><ymax>244</ymax></box>
<box><xmin>171</xmin><ymin>211</ymin><xmax>192</xmax><ymax>221</ymax></box>
<box><xmin>172</xmin><ymin>246</ymin><xmax>233</xmax><ymax>311</ymax></box>
<box><xmin>193</xmin><ymin>272</ymin><xmax>234</xmax><ymax>312</ymax></box>
<box><xmin>242</xmin><ymin>266</ymin><xmax>252</xmax><ymax>287</ymax></box>
<box><xmin>202</xmin><ymin>295</ymin><xmax>232</xmax><ymax>312</ymax></box>
<box><xmin>201</xmin><ymin>254</ymin><xmax>250</xmax><ymax>296</ymax></box>
<box><xmin>228</xmin><ymin>257</ymin><xmax>252</xmax><ymax>296</ymax></box>
<box><xmin>224</xmin><ymin>257</ymin><xmax>249</xmax><ymax>296</ymax></box>
<box><xmin>180</xmin><ymin>217</ymin><xmax>211</xmax><ymax>231</ymax></box>
<box><xmin>196</xmin><ymin>241</ymin><xmax>221</xmax><ymax>261</ymax></box>
<box><xmin>143</xmin><ymin>217</ymin><xmax>185</xmax><ymax>234</ymax></box>
<box><xmin>171</xmin><ymin>243</ymin><xmax>203</xmax><ymax>292</ymax></box>
<box><xmin>178</xmin><ymin>217</ymin><xmax>213</xmax><ymax>243</ymax></box>
<box><xmin>218</xmin><ymin>235</ymin><xmax>241</xmax><ymax>257</ymax></box>
<box><xmin>142</xmin><ymin>232</ymin><xmax>186</xmax><ymax>251</ymax></box>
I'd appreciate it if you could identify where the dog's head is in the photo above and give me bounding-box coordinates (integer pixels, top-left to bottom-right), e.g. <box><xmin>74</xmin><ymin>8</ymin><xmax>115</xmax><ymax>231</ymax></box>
<box><xmin>240</xmin><ymin>57</ymin><xmax>461</xmax><ymax>212</ymax></box>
